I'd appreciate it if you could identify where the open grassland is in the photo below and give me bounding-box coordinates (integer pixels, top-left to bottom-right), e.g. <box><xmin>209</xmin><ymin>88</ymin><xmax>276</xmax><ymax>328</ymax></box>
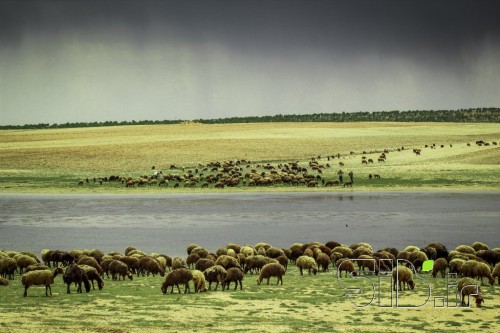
<box><xmin>0</xmin><ymin>122</ymin><xmax>499</xmax><ymax>192</ymax></box>
<box><xmin>1</xmin><ymin>264</ymin><xmax>499</xmax><ymax>333</ymax></box>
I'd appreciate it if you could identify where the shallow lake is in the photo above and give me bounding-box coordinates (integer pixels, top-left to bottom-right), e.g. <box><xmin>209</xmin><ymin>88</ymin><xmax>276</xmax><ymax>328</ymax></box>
<box><xmin>0</xmin><ymin>192</ymin><xmax>498</xmax><ymax>257</ymax></box>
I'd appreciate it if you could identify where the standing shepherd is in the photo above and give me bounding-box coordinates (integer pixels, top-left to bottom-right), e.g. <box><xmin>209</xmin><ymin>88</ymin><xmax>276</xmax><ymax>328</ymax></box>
<box><xmin>348</xmin><ymin>171</ymin><xmax>353</xmax><ymax>184</ymax></box>
<box><xmin>337</xmin><ymin>169</ymin><xmax>344</xmax><ymax>183</ymax></box>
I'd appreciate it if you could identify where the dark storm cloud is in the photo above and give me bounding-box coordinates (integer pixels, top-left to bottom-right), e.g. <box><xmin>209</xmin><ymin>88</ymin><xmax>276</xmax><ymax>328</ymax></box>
<box><xmin>1</xmin><ymin>1</ymin><xmax>500</xmax><ymax>125</ymax></box>
<box><xmin>2</xmin><ymin>0</ymin><xmax>499</xmax><ymax>57</ymax></box>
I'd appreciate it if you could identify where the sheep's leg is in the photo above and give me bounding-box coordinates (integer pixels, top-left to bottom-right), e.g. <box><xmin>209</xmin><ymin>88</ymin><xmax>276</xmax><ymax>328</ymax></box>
<box><xmin>46</xmin><ymin>284</ymin><xmax>52</xmax><ymax>296</ymax></box>
<box><xmin>176</xmin><ymin>284</ymin><xmax>181</xmax><ymax>294</ymax></box>
<box><xmin>267</xmin><ymin>278</ymin><xmax>270</xmax><ymax>285</ymax></box>
<box><xmin>23</xmin><ymin>286</ymin><xmax>28</xmax><ymax>297</ymax></box>
<box><xmin>66</xmin><ymin>283</ymin><xmax>71</xmax><ymax>294</ymax></box>
<box><xmin>184</xmin><ymin>283</ymin><xmax>189</xmax><ymax>294</ymax></box>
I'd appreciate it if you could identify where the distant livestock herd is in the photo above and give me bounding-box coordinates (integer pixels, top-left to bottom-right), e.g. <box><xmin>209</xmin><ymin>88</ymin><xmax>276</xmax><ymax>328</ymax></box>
<box><xmin>77</xmin><ymin>140</ymin><xmax>497</xmax><ymax>189</ymax></box>
<box><xmin>1</xmin><ymin>241</ymin><xmax>499</xmax><ymax>307</ymax></box>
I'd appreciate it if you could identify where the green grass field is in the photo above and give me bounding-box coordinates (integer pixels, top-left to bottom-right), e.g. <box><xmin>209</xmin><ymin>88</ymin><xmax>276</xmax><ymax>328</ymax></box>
<box><xmin>1</xmin><ymin>264</ymin><xmax>498</xmax><ymax>333</ymax></box>
<box><xmin>0</xmin><ymin>122</ymin><xmax>499</xmax><ymax>192</ymax></box>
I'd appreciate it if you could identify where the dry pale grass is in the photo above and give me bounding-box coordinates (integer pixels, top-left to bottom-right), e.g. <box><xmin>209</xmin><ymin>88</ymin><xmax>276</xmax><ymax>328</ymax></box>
<box><xmin>1</xmin><ymin>122</ymin><xmax>499</xmax><ymax>173</ymax></box>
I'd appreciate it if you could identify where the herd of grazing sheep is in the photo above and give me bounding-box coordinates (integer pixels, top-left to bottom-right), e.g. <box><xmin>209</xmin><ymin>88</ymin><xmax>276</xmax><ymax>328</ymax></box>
<box><xmin>77</xmin><ymin>139</ymin><xmax>498</xmax><ymax>189</ymax></box>
<box><xmin>1</xmin><ymin>241</ymin><xmax>499</xmax><ymax>307</ymax></box>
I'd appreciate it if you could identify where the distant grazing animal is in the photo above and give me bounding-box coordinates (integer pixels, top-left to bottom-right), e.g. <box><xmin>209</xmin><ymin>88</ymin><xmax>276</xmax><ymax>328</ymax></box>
<box><xmin>457</xmin><ymin>277</ymin><xmax>484</xmax><ymax>307</ymax></box>
<box><xmin>325</xmin><ymin>180</ymin><xmax>340</xmax><ymax>186</ymax></box>
<box><xmin>296</xmin><ymin>256</ymin><xmax>318</xmax><ymax>275</ymax></box>
<box><xmin>161</xmin><ymin>268</ymin><xmax>193</xmax><ymax>294</ymax></box>
<box><xmin>257</xmin><ymin>263</ymin><xmax>285</xmax><ymax>285</ymax></box>
<box><xmin>63</xmin><ymin>264</ymin><xmax>91</xmax><ymax>294</ymax></box>
<box><xmin>223</xmin><ymin>267</ymin><xmax>244</xmax><ymax>291</ymax></box>
<box><xmin>22</xmin><ymin>267</ymin><xmax>64</xmax><ymax>297</ymax></box>
<box><xmin>392</xmin><ymin>266</ymin><xmax>415</xmax><ymax>291</ymax></box>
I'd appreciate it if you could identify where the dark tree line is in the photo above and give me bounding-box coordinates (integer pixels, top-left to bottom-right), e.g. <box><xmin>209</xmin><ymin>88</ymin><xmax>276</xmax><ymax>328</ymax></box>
<box><xmin>1</xmin><ymin>108</ymin><xmax>499</xmax><ymax>130</ymax></box>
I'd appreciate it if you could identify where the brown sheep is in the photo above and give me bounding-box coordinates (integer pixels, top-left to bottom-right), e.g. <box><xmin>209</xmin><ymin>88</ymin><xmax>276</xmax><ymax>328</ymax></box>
<box><xmin>187</xmin><ymin>243</ymin><xmax>201</xmax><ymax>255</ymax></box>
<box><xmin>296</xmin><ymin>256</ymin><xmax>318</xmax><ymax>275</ymax></box>
<box><xmin>195</xmin><ymin>258</ymin><xmax>215</xmax><ymax>272</ymax></box>
<box><xmin>336</xmin><ymin>258</ymin><xmax>355</xmax><ymax>278</ymax></box>
<box><xmin>41</xmin><ymin>249</ymin><xmax>54</xmax><ymax>267</ymax></box>
<box><xmin>461</xmin><ymin>260</ymin><xmax>494</xmax><ymax>285</ymax></box>
<box><xmin>63</xmin><ymin>264</ymin><xmax>91</xmax><ymax>294</ymax></box>
<box><xmin>257</xmin><ymin>263</ymin><xmax>285</xmax><ymax>285</ymax></box>
<box><xmin>471</xmin><ymin>242</ymin><xmax>489</xmax><ymax>252</ymax></box>
<box><xmin>118</xmin><ymin>256</ymin><xmax>140</xmax><ymax>275</ymax></box>
<box><xmin>25</xmin><ymin>263</ymin><xmax>50</xmax><ymax>273</ymax></box>
<box><xmin>392</xmin><ymin>266</ymin><xmax>415</xmax><ymax>291</ymax></box>
<box><xmin>474</xmin><ymin>262</ymin><xmax>495</xmax><ymax>286</ymax></box>
<box><xmin>275</xmin><ymin>255</ymin><xmax>289</xmax><ymax>271</ymax></box>
<box><xmin>203</xmin><ymin>265</ymin><xmax>227</xmax><ymax>290</ymax></box>
<box><xmin>223</xmin><ymin>267</ymin><xmax>244</xmax><ymax>291</ymax></box>
<box><xmin>186</xmin><ymin>253</ymin><xmax>200</xmax><ymax>269</ymax></box>
<box><xmin>457</xmin><ymin>277</ymin><xmax>484</xmax><ymax>307</ymax></box>
<box><xmin>332</xmin><ymin>246</ymin><xmax>353</xmax><ymax>259</ymax></box>
<box><xmin>476</xmin><ymin>250</ymin><xmax>500</xmax><ymax>267</ymax></box>
<box><xmin>172</xmin><ymin>257</ymin><xmax>189</xmax><ymax>270</ymax></box>
<box><xmin>100</xmin><ymin>258</ymin><xmax>113</xmax><ymax>278</ymax></box>
<box><xmin>22</xmin><ymin>267</ymin><xmax>64</xmax><ymax>297</ymax></box>
<box><xmin>14</xmin><ymin>254</ymin><xmax>38</xmax><ymax>274</ymax></box>
<box><xmin>215</xmin><ymin>255</ymin><xmax>241</xmax><ymax>270</ymax></box>
<box><xmin>138</xmin><ymin>256</ymin><xmax>165</xmax><ymax>277</ymax></box>
<box><xmin>316</xmin><ymin>253</ymin><xmax>331</xmax><ymax>272</ymax></box>
<box><xmin>492</xmin><ymin>263</ymin><xmax>500</xmax><ymax>285</ymax></box>
<box><xmin>455</xmin><ymin>245</ymin><xmax>476</xmax><ymax>255</ymax></box>
<box><xmin>431</xmin><ymin>258</ymin><xmax>448</xmax><ymax>278</ymax></box>
<box><xmin>76</xmin><ymin>256</ymin><xmax>103</xmax><ymax>276</ymax></box>
<box><xmin>265</xmin><ymin>247</ymin><xmax>285</xmax><ymax>259</ymax></box>
<box><xmin>244</xmin><ymin>255</ymin><xmax>267</xmax><ymax>274</ymax></box>
<box><xmin>226</xmin><ymin>243</ymin><xmax>242</xmax><ymax>254</ymax></box>
<box><xmin>357</xmin><ymin>255</ymin><xmax>379</xmax><ymax>275</ymax></box>
<box><xmin>449</xmin><ymin>258</ymin><xmax>465</xmax><ymax>276</ymax></box>
<box><xmin>161</xmin><ymin>268</ymin><xmax>193</xmax><ymax>294</ymax></box>
<box><xmin>109</xmin><ymin>260</ymin><xmax>133</xmax><ymax>281</ymax></box>
<box><xmin>79</xmin><ymin>264</ymin><xmax>104</xmax><ymax>290</ymax></box>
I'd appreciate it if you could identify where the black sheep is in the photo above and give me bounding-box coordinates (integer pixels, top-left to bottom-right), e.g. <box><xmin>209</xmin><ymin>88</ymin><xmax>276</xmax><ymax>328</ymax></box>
<box><xmin>63</xmin><ymin>264</ymin><xmax>91</xmax><ymax>294</ymax></box>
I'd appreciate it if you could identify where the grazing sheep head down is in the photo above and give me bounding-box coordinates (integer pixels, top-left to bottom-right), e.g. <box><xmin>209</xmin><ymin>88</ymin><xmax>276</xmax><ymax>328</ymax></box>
<box><xmin>408</xmin><ymin>280</ymin><xmax>415</xmax><ymax>290</ymax></box>
<box><xmin>475</xmin><ymin>295</ymin><xmax>484</xmax><ymax>307</ymax></box>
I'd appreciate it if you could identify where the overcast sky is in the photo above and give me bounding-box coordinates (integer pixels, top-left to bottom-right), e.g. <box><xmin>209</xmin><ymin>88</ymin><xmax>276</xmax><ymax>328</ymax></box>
<box><xmin>1</xmin><ymin>0</ymin><xmax>500</xmax><ymax>125</ymax></box>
